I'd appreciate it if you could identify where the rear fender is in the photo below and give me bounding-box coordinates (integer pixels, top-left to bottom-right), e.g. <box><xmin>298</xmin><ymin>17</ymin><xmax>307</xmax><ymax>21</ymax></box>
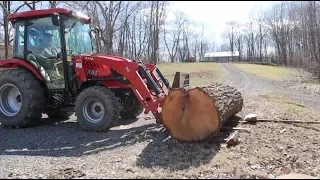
<box><xmin>0</xmin><ymin>59</ymin><xmax>45</xmax><ymax>81</ymax></box>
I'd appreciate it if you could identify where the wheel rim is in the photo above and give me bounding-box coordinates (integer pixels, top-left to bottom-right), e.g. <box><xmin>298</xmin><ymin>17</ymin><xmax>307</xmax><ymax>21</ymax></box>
<box><xmin>83</xmin><ymin>98</ymin><xmax>105</xmax><ymax>123</ymax></box>
<box><xmin>0</xmin><ymin>84</ymin><xmax>22</xmax><ymax>117</ymax></box>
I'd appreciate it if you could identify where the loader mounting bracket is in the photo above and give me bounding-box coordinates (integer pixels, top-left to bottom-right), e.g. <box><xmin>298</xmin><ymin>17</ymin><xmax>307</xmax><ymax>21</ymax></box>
<box><xmin>171</xmin><ymin>72</ymin><xmax>190</xmax><ymax>88</ymax></box>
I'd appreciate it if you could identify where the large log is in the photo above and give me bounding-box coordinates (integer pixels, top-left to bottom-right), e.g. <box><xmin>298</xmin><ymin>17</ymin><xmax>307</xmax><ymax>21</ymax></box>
<box><xmin>160</xmin><ymin>83</ymin><xmax>243</xmax><ymax>142</ymax></box>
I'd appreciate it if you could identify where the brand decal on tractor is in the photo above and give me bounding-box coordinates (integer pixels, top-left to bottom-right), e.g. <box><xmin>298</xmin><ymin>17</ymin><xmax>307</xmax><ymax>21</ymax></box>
<box><xmin>84</xmin><ymin>56</ymin><xmax>93</xmax><ymax>61</ymax></box>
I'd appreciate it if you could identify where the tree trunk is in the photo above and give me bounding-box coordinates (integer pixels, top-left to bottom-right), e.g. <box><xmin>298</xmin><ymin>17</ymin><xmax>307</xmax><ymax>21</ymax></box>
<box><xmin>160</xmin><ymin>83</ymin><xmax>243</xmax><ymax>142</ymax></box>
<box><xmin>3</xmin><ymin>1</ymin><xmax>8</xmax><ymax>59</ymax></box>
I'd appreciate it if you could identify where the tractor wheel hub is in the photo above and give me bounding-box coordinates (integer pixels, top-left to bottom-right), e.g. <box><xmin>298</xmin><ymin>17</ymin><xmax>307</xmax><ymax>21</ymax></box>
<box><xmin>83</xmin><ymin>98</ymin><xmax>105</xmax><ymax>123</ymax></box>
<box><xmin>0</xmin><ymin>84</ymin><xmax>22</xmax><ymax>117</ymax></box>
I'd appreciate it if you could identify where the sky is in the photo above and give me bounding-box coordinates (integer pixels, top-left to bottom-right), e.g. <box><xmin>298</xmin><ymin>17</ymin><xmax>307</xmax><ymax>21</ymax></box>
<box><xmin>167</xmin><ymin>1</ymin><xmax>277</xmax><ymax>48</ymax></box>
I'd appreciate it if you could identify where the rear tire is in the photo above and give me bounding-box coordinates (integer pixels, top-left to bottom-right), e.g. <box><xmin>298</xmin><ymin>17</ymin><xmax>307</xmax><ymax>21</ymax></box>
<box><xmin>75</xmin><ymin>86</ymin><xmax>122</xmax><ymax>131</ymax></box>
<box><xmin>120</xmin><ymin>95</ymin><xmax>143</xmax><ymax>119</ymax></box>
<box><xmin>0</xmin><ymin>68</ymin><xmax>46</xmax><ymax>128</ymax></box>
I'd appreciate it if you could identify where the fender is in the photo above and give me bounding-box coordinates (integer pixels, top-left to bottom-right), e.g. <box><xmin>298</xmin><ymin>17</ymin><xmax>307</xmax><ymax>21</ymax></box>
<box><xmin>0</xmin><ymin>59</ymin><xmax>45</xmax><ymax>81</ymax></box>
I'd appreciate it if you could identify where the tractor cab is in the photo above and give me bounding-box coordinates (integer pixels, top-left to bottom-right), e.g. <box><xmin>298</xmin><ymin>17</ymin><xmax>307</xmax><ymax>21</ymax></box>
<box><xmin>8</xmin><ymin>8</ymin><xmax>95</xmax><ymax>90</ymax></box>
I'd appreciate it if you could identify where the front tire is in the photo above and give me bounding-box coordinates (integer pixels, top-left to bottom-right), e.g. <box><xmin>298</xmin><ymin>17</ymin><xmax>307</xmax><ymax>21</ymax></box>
<box><xmin>75</xmin><ymin>86</ymin><xmax>122</xmax><ymax>131</ymax></box>
<box><xmin>0</xmin><ymin>68</ymin><xmax>46</xmax><ymax>128</ymax></box>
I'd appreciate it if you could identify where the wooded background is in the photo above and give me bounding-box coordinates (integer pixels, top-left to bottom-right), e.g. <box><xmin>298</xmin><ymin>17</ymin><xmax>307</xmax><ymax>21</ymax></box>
<box><xmin>0</xmin><ymin>1</ymin><xmax>319</xmax><ymax>78</ymax></box>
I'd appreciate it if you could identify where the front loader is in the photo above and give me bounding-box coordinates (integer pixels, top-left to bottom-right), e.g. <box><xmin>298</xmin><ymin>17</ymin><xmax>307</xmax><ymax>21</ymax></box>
<box><xmin>0</xmin><ymin>8</ymin><xmax>189</xmax><ymax>131</ymax></box>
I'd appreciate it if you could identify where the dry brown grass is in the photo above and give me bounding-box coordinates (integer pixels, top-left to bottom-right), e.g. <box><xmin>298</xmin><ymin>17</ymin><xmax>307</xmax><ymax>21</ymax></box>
<box><xmin>232</xmin><ymin>63</ymin><xmax>302</xmax><ymax>81</ymax></box>
<box><xmin>157</xmin><ymin>62</ymin><xmax>225</xmax><ymax>86</ymax></box>
<box><xmin>259</xmin><ymin>92</ymin><xmax>320</xmax><ymax>121</ymax></box>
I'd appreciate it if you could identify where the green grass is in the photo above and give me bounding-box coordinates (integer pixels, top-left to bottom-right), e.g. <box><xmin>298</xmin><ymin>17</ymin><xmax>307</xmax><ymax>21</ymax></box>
<box><xmin>157</xmin><ymin>62</ymin><xmax>225</xmax><ymax>86</ymax></box>
<box><xmin>233</xmin><ymin>63</ymin><xmax>300</xmax><ymax>81</ymax></box>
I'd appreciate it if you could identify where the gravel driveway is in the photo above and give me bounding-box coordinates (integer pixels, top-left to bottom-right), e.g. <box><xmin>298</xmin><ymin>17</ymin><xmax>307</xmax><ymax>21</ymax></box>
<box><xmin>219</xmin><ymin>63</ymin><xmax>320</xmax><ymax>108</ymax></box>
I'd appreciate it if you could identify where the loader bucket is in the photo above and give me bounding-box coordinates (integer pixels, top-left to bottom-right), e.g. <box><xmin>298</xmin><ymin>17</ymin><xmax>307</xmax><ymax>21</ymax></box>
<box><xmin>171</xmin><ymin>72</ymin><xmax>190</xmax><ymax>88</ymax></box>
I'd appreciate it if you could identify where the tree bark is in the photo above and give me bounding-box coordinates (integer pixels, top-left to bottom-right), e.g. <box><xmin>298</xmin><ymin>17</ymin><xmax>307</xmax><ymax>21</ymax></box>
<box><xmin>3</xmin><ymin>1</ymin><xmax>9</xmax><ymax>59</ymax></box>
<box><xmin>160</xmin><ymin>83</ymin><xmax>243</xmax><ymax>142</ymax></box>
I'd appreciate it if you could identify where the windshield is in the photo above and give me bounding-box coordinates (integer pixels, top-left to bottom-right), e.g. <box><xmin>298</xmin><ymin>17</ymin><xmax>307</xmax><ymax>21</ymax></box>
<box><xmin>64</xmin><ymin>17</ymin><xmax>95</xmax><ymax>55</ymax></box>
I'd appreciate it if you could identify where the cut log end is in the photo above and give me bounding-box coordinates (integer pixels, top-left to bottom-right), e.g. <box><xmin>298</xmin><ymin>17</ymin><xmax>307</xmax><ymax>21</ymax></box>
<box><xmin>160</xmin><ymin>87</ymin><xmax>220</xmax><ymax>141</ymax></box>
<box><xmin>161</xmin><ymin>83</ymin><xmax>243</xmax><ymax>142</ymax></box>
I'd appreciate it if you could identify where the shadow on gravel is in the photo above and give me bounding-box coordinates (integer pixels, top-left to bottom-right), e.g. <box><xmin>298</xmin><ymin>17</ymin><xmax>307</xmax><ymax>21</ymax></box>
<box><xmin>0</xmin><ymin>116</ymin><xmax>241</xmax><ymax>171</ymax></box>
<box><xmin>135</xmin><ymin>116</ymin><xmax>242</xmax><ymax>171</ymax></box>
<box><xmin>0</xmin><ymin>117</ymin><xmax>155</xmax><ymax>157</ymax></box>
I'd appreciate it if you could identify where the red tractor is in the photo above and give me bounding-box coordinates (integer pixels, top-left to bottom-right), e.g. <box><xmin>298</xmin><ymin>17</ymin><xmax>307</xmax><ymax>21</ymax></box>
<box><xmin>0</xmin><ymin>8</ymin><xmax>187</xmax><ymax>131</ymax></box>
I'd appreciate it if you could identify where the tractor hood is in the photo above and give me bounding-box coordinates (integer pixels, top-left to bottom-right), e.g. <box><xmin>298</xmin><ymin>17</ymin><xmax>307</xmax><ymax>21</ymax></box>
<box><xmin>78</xmin><ymin>53</ymin><xmax>135</xmax><ymax>63</ymax></box>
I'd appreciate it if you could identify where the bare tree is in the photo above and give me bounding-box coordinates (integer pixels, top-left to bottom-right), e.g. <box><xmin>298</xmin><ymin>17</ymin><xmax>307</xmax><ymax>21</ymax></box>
<box><xmin>0</xmin><ymin>1</ymin><xmax>41</xmax><ymax>58</ymax></box>
<box><xmin>177</xmin><ymin>16</ymin><xmax>191</xmax><ymax>62</ymax></box>
<box><xmin>226</xmin><ymin>20</ymin><xmax>237</xmax><ymax>61</ymax></box>
<box><xmin>48</xmin><ymin>1</ymin><xmax>60</xmax><ymax>8</ymax></box>
<box><xmin>163</xmin><ymin>11</ymin><xmax>186</xmax><ymax>62</ymax></box>
<box><xmin>234</xmin><ymin>22</ymin><xmax>244</xmax><ymax>61</ymax></box>
<box><xmin>0</xmin><ymin>1</ymin><xmax>10</xmax><ymax>59</ymax></box>
<box><xmin>199</xmin><ymin>23</ymin><xmax>208</xmax><ymax>61</ymax></box>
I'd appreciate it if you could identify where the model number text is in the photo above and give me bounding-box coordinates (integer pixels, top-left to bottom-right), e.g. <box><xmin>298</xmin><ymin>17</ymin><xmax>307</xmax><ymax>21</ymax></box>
<box><xmin>87</xmin><ymin>69</ymin><xmax>98</xmax><ymax>76</ymax></box>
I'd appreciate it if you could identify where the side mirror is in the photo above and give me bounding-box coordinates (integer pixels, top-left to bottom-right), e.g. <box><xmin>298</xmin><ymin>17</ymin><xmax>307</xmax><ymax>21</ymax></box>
<box><xmin>51</xmin><ymin>13</ymin><xmax>60</xmax><ymax>26</ymax></box>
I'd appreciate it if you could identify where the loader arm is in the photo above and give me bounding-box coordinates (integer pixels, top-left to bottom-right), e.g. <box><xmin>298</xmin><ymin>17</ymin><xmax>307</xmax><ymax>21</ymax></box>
<box><xmin>74</xmin><ymin>55</ymin><xmax>168</xmax><ymax>120</ymax></box>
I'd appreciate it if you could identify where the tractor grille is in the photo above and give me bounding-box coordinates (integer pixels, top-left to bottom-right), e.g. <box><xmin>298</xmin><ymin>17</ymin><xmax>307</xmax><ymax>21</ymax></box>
<box><xmin>86</xmin><ymin>61</ymin><xmax>102</xmax><ymax>69</ymax></box>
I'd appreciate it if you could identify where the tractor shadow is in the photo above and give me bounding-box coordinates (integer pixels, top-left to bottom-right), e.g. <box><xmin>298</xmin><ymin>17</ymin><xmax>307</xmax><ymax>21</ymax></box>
<box><xmin>0</xmin><ymin>115</ymin><xmax>242</xmax><ymax>171</ymax></box>
<box><xmin>0</xmin><ymin>116</ymin><xmax>153</xmax><ymax>158</ymax></box>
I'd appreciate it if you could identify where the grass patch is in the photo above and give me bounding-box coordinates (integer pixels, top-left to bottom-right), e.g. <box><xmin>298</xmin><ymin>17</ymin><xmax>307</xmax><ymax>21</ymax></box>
<box><xmin>260</xmin><ymin>92</ymin><xmax>320</xmax><ymax>121</ymax></box>
<box><xmin>232</xmin><ymin>63</ymin><xmax>301</xmax><ymax>81</ymax></box>
<box><xmin>243</xmin><ymin>61</ymin><xmax>278</xmax><ymax>66</ymax></box>
<box><xmin>157</xmin><ymin>62</ymin><xmax>225</xmax><ymax>86</ymax></box>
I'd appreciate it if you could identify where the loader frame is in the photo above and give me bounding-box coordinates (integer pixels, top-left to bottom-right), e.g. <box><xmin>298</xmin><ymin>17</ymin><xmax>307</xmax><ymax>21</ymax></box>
<box><xmin>74</xmin><ymin>54</ymin><xmax>173</xmax><ymax>119</ymax></box>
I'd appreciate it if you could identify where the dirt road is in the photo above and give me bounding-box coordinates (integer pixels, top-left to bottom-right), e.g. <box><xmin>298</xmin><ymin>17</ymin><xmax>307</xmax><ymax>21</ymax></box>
<box><xmin>219</xmin><ymin>63</ymin><xmax>320</xmax><ymax>108</ymax></box>
<box><xmin>0</xmin><ymin>63</ymin><xmax>319</xmax><ymax>179</ymax></box>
